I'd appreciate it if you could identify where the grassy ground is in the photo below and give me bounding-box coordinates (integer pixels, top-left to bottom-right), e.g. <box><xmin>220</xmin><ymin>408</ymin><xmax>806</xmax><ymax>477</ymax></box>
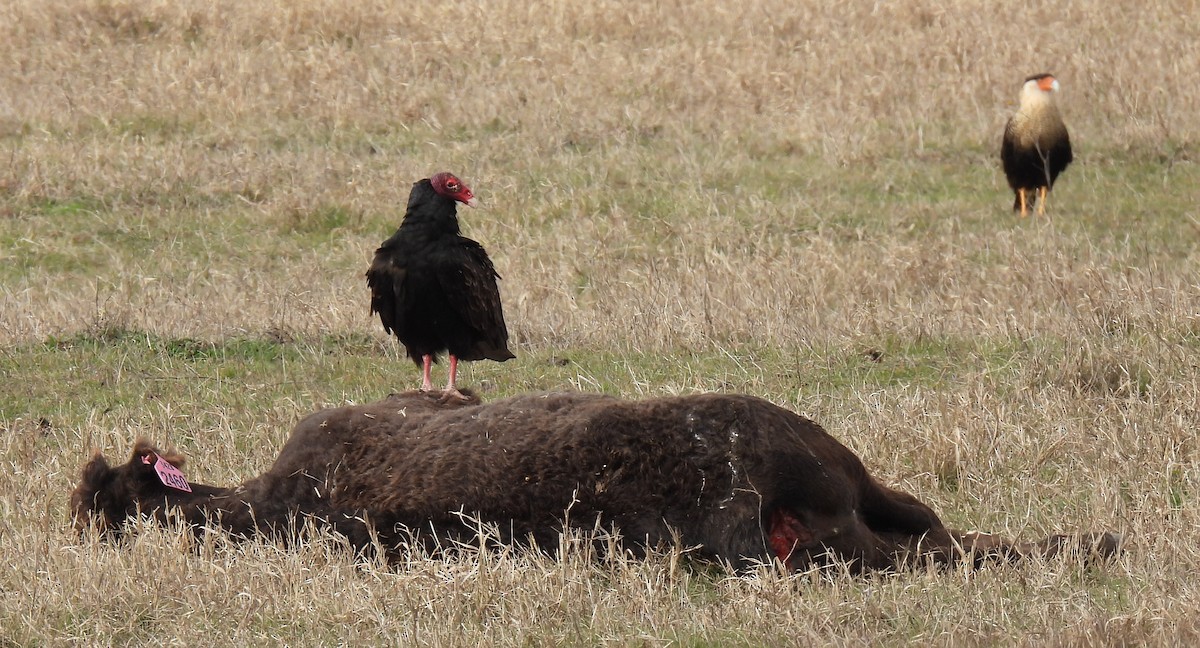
<box><xmin>2</xmin><ymin>0</ymin><xmax>1199</xmax><ymax>644</ymax></box>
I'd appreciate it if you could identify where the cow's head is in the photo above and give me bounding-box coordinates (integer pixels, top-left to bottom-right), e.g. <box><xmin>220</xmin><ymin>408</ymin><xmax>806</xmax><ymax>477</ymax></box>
<box><xmin>70</xmin><ymin>439</ymin><xmax>187</xmax><ymax>538</ymax></box>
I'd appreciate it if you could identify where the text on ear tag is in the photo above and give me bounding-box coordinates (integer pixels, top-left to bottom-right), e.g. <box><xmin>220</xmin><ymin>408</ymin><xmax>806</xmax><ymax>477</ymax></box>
<box><xmin>152</xmin><ymin>453</ymin><xmax>192</xmax><ymax>492</ymax></box>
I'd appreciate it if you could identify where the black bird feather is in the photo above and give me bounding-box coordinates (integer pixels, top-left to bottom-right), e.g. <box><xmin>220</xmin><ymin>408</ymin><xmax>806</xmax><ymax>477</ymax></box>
<box><xmin>366</xmin><ymin>173</ymin><xmax>514</xmax><ymax>393</ymax></box>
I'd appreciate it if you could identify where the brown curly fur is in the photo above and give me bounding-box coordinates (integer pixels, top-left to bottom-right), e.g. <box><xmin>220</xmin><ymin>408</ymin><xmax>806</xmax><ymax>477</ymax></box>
<box><xmin>71</xmin><ymin>390</ymin><xmax>1121</xmax><ymax>572</ymax></box>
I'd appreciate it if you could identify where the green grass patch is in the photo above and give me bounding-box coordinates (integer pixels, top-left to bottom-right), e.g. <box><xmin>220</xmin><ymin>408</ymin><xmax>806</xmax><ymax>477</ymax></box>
<box><xmin>2</xmin><ymin>330</ymin><xmax>1041</xmax><ymax>431</ymax></box>
<box><xmin>2</xmin><ymin>329</ymin><xmax>387</xmax><ymax>424</ymax></box>
<box><xmin>279</xmin><ymin>203</ymin><xmax>365</xmax><ymax>241</ymax></box>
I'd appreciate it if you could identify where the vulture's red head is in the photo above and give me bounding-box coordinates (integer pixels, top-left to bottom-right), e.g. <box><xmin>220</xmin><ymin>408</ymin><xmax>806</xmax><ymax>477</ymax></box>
<box><xmin>430</xmin><ymin>172</ymin><xmax>478</xmax><ymax>208</ymax></box>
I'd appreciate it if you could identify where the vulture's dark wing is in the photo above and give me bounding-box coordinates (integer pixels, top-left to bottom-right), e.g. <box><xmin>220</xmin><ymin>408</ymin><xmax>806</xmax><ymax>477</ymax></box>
<box><xmin>437</xmin><ymin>238</ymin><xmax>509</xmax><ymax>343</ymax></box>
<box><xmin>366</xmin><ymin>253</ymin><xmax>407</xmax><ymax>337</ymax></box>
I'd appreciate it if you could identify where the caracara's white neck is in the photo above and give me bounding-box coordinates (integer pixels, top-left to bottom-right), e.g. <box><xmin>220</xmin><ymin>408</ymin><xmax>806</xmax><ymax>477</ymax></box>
<box><xmin>1019</xmin><ymin>79</ymin><xmax>1057</xmax><ymax>112</ymax></box>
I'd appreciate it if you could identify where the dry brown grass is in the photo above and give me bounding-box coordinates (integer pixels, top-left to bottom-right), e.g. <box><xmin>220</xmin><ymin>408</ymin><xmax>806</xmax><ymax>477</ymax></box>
<box><xmin>2</xmin><ymin>0</ymin><xmax>1200</xmax><ymax>645</ymax></box>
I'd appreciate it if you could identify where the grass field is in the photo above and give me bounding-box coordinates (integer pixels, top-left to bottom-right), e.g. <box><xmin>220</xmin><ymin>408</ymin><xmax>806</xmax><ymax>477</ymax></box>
<box><xmin>2</xmin><ymin>0</ymin><xmax>1199</xmax><ymax>644</ymax></box>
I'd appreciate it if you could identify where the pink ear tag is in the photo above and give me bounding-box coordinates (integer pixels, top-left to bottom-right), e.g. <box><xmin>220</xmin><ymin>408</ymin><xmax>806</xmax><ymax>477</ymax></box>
<box><xmin>152</xmin><ymin>453</ymin><xmax>192</xmax><ymax>492</ymax></box>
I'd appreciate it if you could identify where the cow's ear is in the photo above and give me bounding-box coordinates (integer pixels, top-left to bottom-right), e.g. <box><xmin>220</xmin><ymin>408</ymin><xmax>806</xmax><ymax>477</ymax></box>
<box><xmin>79</xmin><ymin>451</ymin><xmax>112</xmax><ymax>488</ymax></box>
<box><xmin>158</xmin><ymin>450</ymin><xmax>186</xmax><ymax>468</ymax></box>
<box><xmin>72</xmin><ymin>452</ymin><xmax>112</xmax><ymax>534</ymax></box>
<box><xmin>130</xmin><ymin>438</ymin><xmax>186</xmax><ymax>468</ymax></box>
<box><xmin>131</xmin><ymin>439</ymin><xmax>155</xmax><ymax>461</ymax></box>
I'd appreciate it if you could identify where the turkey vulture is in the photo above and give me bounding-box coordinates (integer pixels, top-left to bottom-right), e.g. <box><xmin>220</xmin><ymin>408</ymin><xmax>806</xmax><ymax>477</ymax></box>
<box><xmin>1001</xmin><ymin>73</ymin><xmax>1073</xmax><ymax>217</ymax></box>
<box><xmin>366</xmin><ymin>172</ymin><xmax>514</xmax><ymax>398</ymax></box>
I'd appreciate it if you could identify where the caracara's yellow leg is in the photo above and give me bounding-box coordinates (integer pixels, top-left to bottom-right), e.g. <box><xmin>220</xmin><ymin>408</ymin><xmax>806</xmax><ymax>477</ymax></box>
<box><xmin>1037</xmin><ymin>186</ymin><xmax>1048</xmax><ymax>215</ymax></box>
<box><xmin>1018</xmin><ymin>189</ymin><xmax>1028</xmax><ymax>217</ymax></box>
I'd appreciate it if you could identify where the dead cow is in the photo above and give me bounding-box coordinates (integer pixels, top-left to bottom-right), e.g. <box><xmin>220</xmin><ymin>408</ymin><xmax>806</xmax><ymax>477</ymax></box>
<box><xmin>71</xmin><ymin>390</ymin><xmax>1121</xmax><ymax>572</ymax></box>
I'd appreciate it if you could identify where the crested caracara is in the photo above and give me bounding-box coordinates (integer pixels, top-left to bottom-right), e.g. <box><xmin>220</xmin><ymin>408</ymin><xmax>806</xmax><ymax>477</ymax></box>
<box><xmin>1001</xmin><ymin>73</ymin><xmax>1073</xmax><ymax>217</ymax></box>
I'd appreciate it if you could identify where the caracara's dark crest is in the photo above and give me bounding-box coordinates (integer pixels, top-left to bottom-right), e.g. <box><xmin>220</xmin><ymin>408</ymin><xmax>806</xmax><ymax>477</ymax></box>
<box><xmin>1001</xmin><ymin>73</ymin><xmax>1073</xmax><ymax>217</ymax></box>
<box><xmin>365</xmin><ymin>172</ymin><xmax>514</xmax><ymax>400</ymax></box>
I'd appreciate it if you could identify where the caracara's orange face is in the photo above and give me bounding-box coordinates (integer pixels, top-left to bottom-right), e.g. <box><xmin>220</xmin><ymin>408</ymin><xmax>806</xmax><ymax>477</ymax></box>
<box><xmin>1019</xmin><ymin>74</ymin><xmax>1061</xmax><ymax>105</ymax></box>
<box><xmin>1037</xmin><ymin>75</ymin><xmax>1059</xmax><ymax>93</ymax></box>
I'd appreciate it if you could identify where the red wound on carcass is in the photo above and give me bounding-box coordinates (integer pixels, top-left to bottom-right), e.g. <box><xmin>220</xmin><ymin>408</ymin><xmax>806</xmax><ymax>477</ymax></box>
<box><xmin>768</xmin><ymin>507</ymin><xmax>813</xmax><ymax>571</ymax></box>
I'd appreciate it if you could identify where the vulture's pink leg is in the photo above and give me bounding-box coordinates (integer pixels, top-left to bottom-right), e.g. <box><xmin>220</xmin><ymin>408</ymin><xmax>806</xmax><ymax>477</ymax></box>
<box><xmin>443</xmin><ymin>355</ymin><xmax>469</xmax><ymax>401</ymax></box>
<box><xmin>421</xmin><ymin>355</ymin><xmax>435</xmax><ymax>392</ymax></box>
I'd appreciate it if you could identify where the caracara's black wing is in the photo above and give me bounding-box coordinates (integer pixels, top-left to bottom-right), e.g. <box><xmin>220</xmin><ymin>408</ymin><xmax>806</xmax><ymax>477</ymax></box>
<box><xmin>435</xmin><ymin>238</ymin><xmax>514</xmax><ymax>362</ymax></box>
<box><xmin>1046</xmin><ymin>129</ymin><xmax>1073</xmax><ymax>188</ymax></box>
<box><xmin>1000</xmin><ymin>118</ymin><xmax>1021</xmax><ymax>189</ymax></box>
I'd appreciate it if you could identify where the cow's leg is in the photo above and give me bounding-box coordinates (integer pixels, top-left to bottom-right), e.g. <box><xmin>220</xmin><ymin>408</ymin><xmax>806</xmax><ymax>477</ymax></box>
<box><xmin>953</xmin><ymin>530</ymin><xmax>1123</xmax><ymax>565</ymax></box>
<box><xmin>854</xmin><ymin>478</ymin><xmax>965</xmax><ymax>568</ymax></box>
<box><xmin>857</xmin><ymin>476</ymin><xmax>1124</xmax><ymax>567</ymax></box>
<box><xmin>859</xmin><ymin>482</ymin><xmax>946</xmax><ymax>536</ymax></box>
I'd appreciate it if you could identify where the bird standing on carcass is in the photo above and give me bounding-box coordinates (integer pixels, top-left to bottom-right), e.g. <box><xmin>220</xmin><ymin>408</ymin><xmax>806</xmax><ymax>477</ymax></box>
<box><xmin>1001</xmin><ymin>73</ymin><xmax>1074</xmax><ymax>217</ymax></box>
<box><xmin>366</xmin><ymin>172</ymin><xmax>514</xmax><ymax>399</ymax></box>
